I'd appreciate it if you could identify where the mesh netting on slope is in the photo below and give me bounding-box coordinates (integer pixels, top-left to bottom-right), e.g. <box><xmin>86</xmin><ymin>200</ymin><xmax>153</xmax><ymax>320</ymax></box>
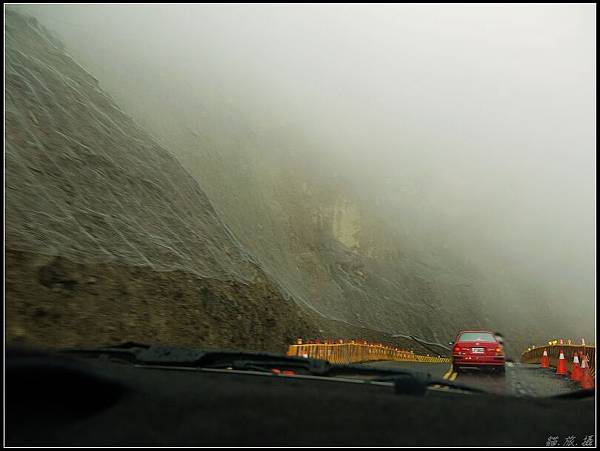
<box><xmin>5</xmin><ymin>12</ymin><xmax>258</xmax><ymax>283</ymax></box>
<box><xmin>6</xmin><ymin>12</ymin><xmax>540</xmax><ymax>348</ymax></box>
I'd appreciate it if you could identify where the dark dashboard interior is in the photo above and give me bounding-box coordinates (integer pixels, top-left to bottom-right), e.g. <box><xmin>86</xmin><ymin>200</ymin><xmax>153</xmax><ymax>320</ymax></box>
<box><xmin>5</xmin><ymin>347</ymin><xmax>595</xmax><ymax>446</ymax></box>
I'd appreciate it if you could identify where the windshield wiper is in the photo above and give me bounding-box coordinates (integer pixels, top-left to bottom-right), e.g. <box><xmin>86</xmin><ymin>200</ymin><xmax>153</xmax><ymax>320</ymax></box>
<box><xmin>60</xmin><ymin>343</ymin><xmax>489</xmax><ymax>396</ymax></box>
<box><xmin>370</xmin><ymin>373</ymin><xmax>488</xmax><ymax>395</ymax></box>
<box><xmin>60</xmin><ymin>343</ymin><xmax>332</xmax><ymax>374</ymax></box>
<box><xmin>63</xmin><ymin>343</ymin><xmax>423</xmax><ymax>376</ymax></box>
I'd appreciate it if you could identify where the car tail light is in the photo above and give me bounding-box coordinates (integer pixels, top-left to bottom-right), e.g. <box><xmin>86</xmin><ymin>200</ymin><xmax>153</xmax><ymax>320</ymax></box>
<box><xmin>495</xmin><ymin>347</ymin><xmax>504</xmax><ymax>355</ymax></box>
<box><xmin>453</xmin><ymin>346</ymin><xmax>461</xmax><ymax>354</ymax></box>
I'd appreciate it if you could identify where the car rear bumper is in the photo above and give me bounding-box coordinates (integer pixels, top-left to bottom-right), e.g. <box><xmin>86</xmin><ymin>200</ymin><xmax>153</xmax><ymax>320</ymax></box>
<box><xmin>452</xmin><ymin>357</ymin><xmax>505</xmax><ymax>367</ymax></box>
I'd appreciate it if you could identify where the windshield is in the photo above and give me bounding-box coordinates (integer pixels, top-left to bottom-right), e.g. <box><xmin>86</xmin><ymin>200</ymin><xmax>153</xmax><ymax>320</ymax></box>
<box><xmin>4</xmin><ymin>4</ymin><xmax>596</xmax><ymax>440</ymax></box>
<box><xmin>458</xmin><ymin>333</ymin><xmax>497</xmax><ymax>343</ymax></box>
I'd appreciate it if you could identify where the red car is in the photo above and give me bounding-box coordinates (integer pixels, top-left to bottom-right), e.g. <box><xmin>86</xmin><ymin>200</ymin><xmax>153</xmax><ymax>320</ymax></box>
<box><xmin>451</xmin><ymin>330</ymin><xmax>505</xmax><ymax>373</ymax></box>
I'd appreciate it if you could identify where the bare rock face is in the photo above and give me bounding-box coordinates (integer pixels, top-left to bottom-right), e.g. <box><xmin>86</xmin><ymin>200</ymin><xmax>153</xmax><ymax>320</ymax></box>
<box><xmin>5</xmin><ymin>11</ymin><xmax>258</xmax><ymax>282</ymax></box>
<box><xmin>5</xmin><ymin>11</ymin><xmax>552</xmax><ymax>356</ymax></box>
<box><xmin>4</xmin><ymin>11</ymin><xmax>322</xmax><ymax>352</ymax></box>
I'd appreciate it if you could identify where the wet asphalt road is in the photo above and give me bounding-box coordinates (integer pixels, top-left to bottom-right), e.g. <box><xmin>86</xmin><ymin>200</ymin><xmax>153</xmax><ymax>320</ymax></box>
<box><xmin>361</xmin><ymin>360</ymin><xmax>584</xmax><ymax>397</ymax></box>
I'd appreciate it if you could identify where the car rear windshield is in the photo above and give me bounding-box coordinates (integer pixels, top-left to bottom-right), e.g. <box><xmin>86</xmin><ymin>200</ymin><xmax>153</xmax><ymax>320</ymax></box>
<box><xmin>458</xmin><ymin>332</ymin><xmax>497</xmax><ymax>342</ymax></box>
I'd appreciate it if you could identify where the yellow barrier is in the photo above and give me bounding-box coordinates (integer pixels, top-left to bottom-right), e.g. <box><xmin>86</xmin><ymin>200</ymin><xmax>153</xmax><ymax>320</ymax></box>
<box><xmin>521</xmin><ymin>343</ymin><xmax>595</xmax><ymax>376</ymax></box>
<box><xmin>287</xmin><ymin>340</ymin><xmax>450</xmax><ymax>365</ymax></box>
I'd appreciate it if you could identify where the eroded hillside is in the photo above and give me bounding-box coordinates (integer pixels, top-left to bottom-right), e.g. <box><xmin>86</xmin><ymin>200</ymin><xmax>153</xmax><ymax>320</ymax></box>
<box><xmin>5</xmin><ymin>10</ymin><xmax>577</xmax><ymax>356</ymax></box>
<box><xmin>7</xmin><ymin>11</ymin><xmax>403</xmax><ymax>353</ymax></box>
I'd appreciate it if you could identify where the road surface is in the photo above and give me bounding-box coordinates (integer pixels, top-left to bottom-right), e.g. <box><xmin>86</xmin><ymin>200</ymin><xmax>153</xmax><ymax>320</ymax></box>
<box><xmin>361</xmin><ymin>360</ymin><xmax>584</xmax><ymax>397</ymax></box>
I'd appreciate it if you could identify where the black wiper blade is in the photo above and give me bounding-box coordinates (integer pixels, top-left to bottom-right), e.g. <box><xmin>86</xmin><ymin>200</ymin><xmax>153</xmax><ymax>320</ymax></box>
<box><xmin>59</xmin><ymin>344</ymin><xmax>448</xmax><ymax>387</ymax></box>
<box><xmin>372</xmin><ymin>373</ymin><xmax>489</xmax><ymax>396</ymax></box>
<box><xmin>135</xmin><ymin>347</ymin><xmax>332</xmax><ymax>375</ymax></box>
<box><xmin>60</xmin><ymin>344</ymin><xmax>425</xmax><ymax>379</ymax></box>
<box><xmin>60</xmin><ymin>344</ymin><xmax>331</xmax><ymax>374</ymax></box>
<box><xmin>60</xmin><ymin>342</ymin><xmax>150</xmax><ymax>362</ymax></box>
<box><xmin>60</xmin><ymin>344</ymin><xmax>497</xmax><ymax>397</ymax></box>
<box><xmin>205</xmin><ymin>357</ymin><xmax>331</xmax><ymax>375</ymax></box>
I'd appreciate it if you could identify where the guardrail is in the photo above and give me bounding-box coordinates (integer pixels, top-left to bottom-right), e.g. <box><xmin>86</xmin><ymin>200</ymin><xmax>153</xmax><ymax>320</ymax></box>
<box><xmin>521</xmin><ymin>343</ymin><xmax>595</xmax><ymax>376</ymax></box>
<box><xmin>286</xmin><ymin>339</ymin><xmax>450</xmax><ymax>365</ymax></box>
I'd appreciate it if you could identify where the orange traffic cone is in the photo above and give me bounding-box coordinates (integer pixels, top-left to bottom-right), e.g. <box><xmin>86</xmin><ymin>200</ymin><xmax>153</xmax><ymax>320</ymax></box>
<box><xmin>579</xmin><ymin>355</ymin><xmax>595</xmax><ymax>390</ymax></box>
<box><xmin>540</xmin><ymin>349</ymin><xmax>550</xmax><ymax>368</ymax></box>
<box><xmin>570</xmin><ymin>352</ymin><xmax>581</xmax><ymax>381</ymax></box>
<box><xmin>556</xmin><ymin>350</ymin><xmax>567</xmax><ymax>376</ymax></box>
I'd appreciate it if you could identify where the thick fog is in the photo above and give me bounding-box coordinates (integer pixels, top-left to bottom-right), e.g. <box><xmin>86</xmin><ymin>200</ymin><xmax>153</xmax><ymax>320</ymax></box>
<box><xmin>14</xmin><ymin>4</ymin><xmax>596</xmax><ymax>337</ymax></box>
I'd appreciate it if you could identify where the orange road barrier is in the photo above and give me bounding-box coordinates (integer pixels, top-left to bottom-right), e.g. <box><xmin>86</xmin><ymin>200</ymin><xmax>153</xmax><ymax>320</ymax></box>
<box><xmin>540</xmin><ymin>349</ymin><xmax>549</xmax><ymax>368</ymax></box>
<box><xmin>556</xmin><ymin>350</ymin><xmax>567</xmax><ymax>376</ymax></box>
<box><xmin>287</xmin><ymin>339</ymin><xmax>450</xmax><ymax>365</ymax></box>
<box><xmin>521</xmin><ymin>342</ymin><xmax>595</xmax><ymax>378</ymax></box>
<box><xmin>579</xmin><ymin>355</ymin><xmax>595</xmax><ymax>390</ymax></box>
<box><xmin>570</xmin><ymin>353</ymin><xmax>581</xmax><ymax>382</ymax></box>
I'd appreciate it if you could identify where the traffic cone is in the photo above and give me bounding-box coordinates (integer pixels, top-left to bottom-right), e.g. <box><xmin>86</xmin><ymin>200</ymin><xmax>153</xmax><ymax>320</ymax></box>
<box><xmin>570</xmin><ymin>352</ymin><xmax>581</xmax><ymax>381</ymax></box>
<box><xmin>540</xmin><ymin>349</ymin><xmax>550</xmax><ymax>368</ymax></box>
<box><xmin>579</xmin><ymin>355</ymin><xmax>595</xmax><ymax>390</ymax></box>
<box><xmin>556</xmin><ymin>350</ymin><xmax>567</xmax><ymax>376</ymax></box>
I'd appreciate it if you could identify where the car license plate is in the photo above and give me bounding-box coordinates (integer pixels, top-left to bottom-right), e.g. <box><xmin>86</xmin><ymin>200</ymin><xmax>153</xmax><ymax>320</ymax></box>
<box><xmin>472</xmin><ymin>348</ymin><xmax>484</xmax><ymax>353</ymax></box>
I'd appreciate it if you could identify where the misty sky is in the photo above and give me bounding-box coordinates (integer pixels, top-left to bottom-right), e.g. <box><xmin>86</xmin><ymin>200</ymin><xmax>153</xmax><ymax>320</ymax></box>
<box><xmin>14</xmin><ymin>4</ymin><xmax>596</xmax><ymax>325</ymax></box>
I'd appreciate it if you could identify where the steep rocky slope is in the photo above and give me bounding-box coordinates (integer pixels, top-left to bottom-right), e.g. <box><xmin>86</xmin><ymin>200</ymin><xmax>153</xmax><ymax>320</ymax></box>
<box><xmin>5</xmin><ymin>10</ymin><xmax>570</xmax><ymax>356</ymax></box>
<box><xmin>7</xmin><ymin>11</ymin><xmax>426</xmax><ymax>353</ymax></box>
